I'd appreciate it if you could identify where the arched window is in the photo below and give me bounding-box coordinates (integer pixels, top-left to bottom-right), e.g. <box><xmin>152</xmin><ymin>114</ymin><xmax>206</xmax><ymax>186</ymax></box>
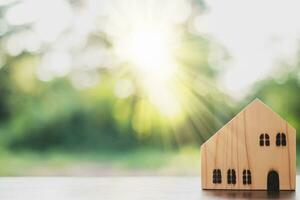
<box><xmin>243</xmin><ymin>169</ymin><xmax>252</xmax><ymax>185</ymax></box>
<box><xmin>232</xmin><ymin>169</ymin><xmax>236</xmax><ymax>184</ymax></box>
<box><xmin>213</xmin><ymin>169</ymin><xmax>222</xmax><ymax>184</ymax></box>
<box><xmin>243</xmin><ymin>170</ymin><xmax>246</xmax><ymax>184</ymax></box>
<box><xmin>259</xmin><ymin>133</ymin><xmax>269</xmax><ymax>146</ymax></box>
<box><xmin>227</xmin><ymin>169</ymin><xmax>231</xmax><ymax>184</ymax></box>
<box><xmin>276</xmin><ymin>132</ymin><xmax>287</xmax><ymax>146</ymax></box>
<box><xmin>265</xmin><ymin>134</ymin><xmax>270</xmax><ymax>146</ymax></box>
<box><xmin>276</xmin><ymin>133</ymin><xmax>281</xmax><ymax>146</ymax></box>
<box><xmin>259</xmin><ymin>134</ymin><xmax>264</xmax><ymax>146</ymax></box>
<box><xmin>227</xmin><ymin>169</ymin><xmax>236</xmax><ymax>184</ymax></box>
<box><xmin>217</xmin><ymin>169</ymin><xmax>222</xmax><ymax>183</ymax></box>
<box><xmin>247</xmin><ymin>170</ymin><xmax>252</xmax><ymax>184</ymax></box>
<box><xmin>281</xmin><ymin>133</ymin><xmax>286</xmax><ymax>146</ymax></box>
<box><xmin>213</xmin><ymin>169</ymin><xmax>217</xmax><ymax>183</ymax></box>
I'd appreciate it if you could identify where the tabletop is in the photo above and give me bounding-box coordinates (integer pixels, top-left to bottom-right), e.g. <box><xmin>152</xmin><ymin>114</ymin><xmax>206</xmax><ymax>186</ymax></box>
<box><xmin>0</xmin><ymin>176</ymin><xmax>298</xmax><ymax>199</ymax></box>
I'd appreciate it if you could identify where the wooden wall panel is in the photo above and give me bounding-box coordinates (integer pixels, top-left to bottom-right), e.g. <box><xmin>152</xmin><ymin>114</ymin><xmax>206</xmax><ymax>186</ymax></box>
<box><xmin>201</xmin><ymin>99</ymin><xmax>296</xmax><ymax>190</ymax></box>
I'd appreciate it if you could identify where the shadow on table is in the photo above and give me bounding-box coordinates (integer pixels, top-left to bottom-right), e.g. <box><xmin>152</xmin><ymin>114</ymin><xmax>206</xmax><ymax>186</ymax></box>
<box><xmin>203</xmin><ymin>190</ymin><xmax>295</xmax><ymax>199</ymax></box>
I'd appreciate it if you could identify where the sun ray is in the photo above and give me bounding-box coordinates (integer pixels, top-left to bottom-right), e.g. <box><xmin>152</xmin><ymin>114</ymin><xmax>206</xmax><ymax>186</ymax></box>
<box><xmin>102</xmin><ymin>0</ymin><xmax>234</xmax><ymax>146</ymax></box>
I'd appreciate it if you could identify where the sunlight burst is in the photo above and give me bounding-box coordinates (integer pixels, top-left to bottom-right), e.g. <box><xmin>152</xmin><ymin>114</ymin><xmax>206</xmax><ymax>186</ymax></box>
<box><xmin>127</xmin><ymin>26</ymin><xmax>174</xmax><ymax>76</ymax></box>
<box><xmin>115</xmin><ymin>24</ymin><xmax>181</xmax><ymax>117</ymax></box>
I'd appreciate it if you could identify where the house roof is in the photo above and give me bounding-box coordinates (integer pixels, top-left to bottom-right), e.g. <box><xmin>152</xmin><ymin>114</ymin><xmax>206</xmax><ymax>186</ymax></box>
<box><xmin>201</xmin><ymin>98</ymin><xmax>296</xmax><ymax>148</ymax></box>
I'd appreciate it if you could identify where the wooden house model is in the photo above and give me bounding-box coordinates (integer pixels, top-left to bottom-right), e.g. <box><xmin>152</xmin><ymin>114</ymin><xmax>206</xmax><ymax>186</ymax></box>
<box><xmin>201</xmin><ymin>99</ymin><xmax>296</xmax><ymax>191</ymax></box>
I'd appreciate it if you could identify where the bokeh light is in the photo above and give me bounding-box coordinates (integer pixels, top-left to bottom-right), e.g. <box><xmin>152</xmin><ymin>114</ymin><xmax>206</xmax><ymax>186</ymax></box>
<box><xmin>1</xmin><ymin>0</ymin><xmax>299</xmax><ymax>176</ymax></box>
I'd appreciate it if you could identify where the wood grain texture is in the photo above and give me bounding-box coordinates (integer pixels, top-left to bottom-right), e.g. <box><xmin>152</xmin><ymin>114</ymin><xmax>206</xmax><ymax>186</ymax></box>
<box><xmin>201</xmin><ymin>99</ymin><xmax>296</xmax><ymax>190</ymax></box>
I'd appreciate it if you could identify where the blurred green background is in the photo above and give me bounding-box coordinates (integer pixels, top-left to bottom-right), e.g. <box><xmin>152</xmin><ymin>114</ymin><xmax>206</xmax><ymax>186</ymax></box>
<box><xmin>0</xmin><ymin>0</ymin><xmax>299</xmax><ymax>175</ymax></box>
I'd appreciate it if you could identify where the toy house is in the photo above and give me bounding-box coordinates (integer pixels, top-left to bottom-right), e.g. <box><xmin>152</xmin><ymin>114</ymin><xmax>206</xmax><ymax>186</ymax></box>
<box><xmin>201</xmin><ymin>99</ymin><xmax>296</xmax><ymax>191</ymax></box>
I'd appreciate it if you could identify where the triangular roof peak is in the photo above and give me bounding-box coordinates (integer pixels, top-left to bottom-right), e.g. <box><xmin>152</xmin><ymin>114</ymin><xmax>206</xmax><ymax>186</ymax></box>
<box><xmin>244</xmin><ymin>98</ymin><xmax>292</xmax><ymax>125</ymax></box>
<box><xmin>225</xmin><ymin>98</ymin><xmax>294</xmax><ymax>129</ymax></box>
<box><xmin>201</xmin><ymin>98</ymin><xmax>295</xmax><ymax>147</ymax></box>
<box><xmin>240</xmin><ymin>98</ymin><xmax>269</xmax><ymax>112</ymax></box>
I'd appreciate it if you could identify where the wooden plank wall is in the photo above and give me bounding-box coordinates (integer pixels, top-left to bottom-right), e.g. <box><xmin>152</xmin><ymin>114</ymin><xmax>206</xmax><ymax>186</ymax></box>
<box><xmin>201</xmin><ymin>100</ymin><xmax>296</xmax><ymax>190</ymax></box>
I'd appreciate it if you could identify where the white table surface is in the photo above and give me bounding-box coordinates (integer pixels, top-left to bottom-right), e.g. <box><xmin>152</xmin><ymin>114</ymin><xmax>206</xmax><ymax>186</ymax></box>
<box><xmin>0</xmin><ymin>176</ymin><xmax>298</xmax><ymax>199</ymax></box>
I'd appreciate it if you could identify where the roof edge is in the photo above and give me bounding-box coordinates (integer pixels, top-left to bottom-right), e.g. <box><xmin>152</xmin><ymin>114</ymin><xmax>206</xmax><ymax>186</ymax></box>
<box><xmin>201</xmin><ymin>98</ymin><xmax>296</xmax><ymax>146</ymax></box>
<box><xmin>253</xmin><ymin>98</ymin><xmax>296</xmax><ymax>131</ymax></box>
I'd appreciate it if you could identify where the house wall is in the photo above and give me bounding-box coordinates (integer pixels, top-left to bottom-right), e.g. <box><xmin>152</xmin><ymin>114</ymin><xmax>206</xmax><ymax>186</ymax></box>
<box><xmin>201</xmin><ymin>100</ymin><xmax>296</xmax><ymax>190</ymax></box>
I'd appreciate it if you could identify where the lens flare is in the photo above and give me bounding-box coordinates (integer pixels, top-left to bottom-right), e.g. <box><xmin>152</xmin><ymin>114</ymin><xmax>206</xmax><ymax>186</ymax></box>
<box><xmin>114</xmin><ymin>23</ymin><xmax>182</xmax><ymax>118</ymax></box>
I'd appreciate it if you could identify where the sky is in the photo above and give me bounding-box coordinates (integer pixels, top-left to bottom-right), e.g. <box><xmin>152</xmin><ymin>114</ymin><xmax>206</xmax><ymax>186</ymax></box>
<box><xmin>2</xmin><ymin>0</ymin><xmax>300</xmax><ymax>99</ymax></box>
<box><xmin>198</xmin><ymin>0</ymin><xmax>300</xmax><ymax>98</ymax></box>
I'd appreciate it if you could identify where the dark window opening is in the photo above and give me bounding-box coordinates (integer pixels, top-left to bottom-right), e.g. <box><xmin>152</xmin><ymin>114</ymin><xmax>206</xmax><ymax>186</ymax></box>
<box><xmin>227</xmin><ymin>169</ymin><xmax>231</xmax><ymax>184</ymax></box>
<box><xmin>217</xmin><ymin>169</ymin><xmax>221</xmax><ymax>183</ymax></box>
<box><xmin>259</xmin><ymin>133</ymin><xmax>269</xmax><ymax>146</ymax></box>
<box><xmin>276</xmin><ymin>132</ymin><xmax>287</xmax><ymax>146</ymax></box>
<box><xmin>243</xmin><ymin>170</ymin><xmax>246</xmax><ymax>184</ymax></box>
<box><xmin>259</xmin><ymin>134</ymin><xmax>264</xmax><ymax>146</ymax></box>
<box><xmin>243</xmin><ymin>169</ymin><xmax>252</xmax><ymax>185</ymax></box>
<box><xmin>213</xmin><ymin>169</ymin><xmax>217</xmax><ymax>183</ymax></box>
<box><xmin>213</xmin><ymin>169</ymin><xmax>222</xmax><ymax>184</ymax></box>
<box><xmin>232</xmin><ymin>169</ymin><xmax>236</xmax><ymax>184</ymax></box>
<box><xmin>281</xmin><ymin>133</ymin><xmax>286</xmax><ymax>146</ymax></box>
<box><xmin>276</xmin><ymin>133</ymin><xmax>281</xmax><ymax>146</ymax></box>
<box><xmin>227</xmin><ymin>169</ymin><xmax>236</xmax><ymax>184</ymax></box>
<box><xmin>265</xmin><ymin>133</ymin><xmax>270</xmax><ymax>146</ymax></box>
<box><xmin>267</xmin><ymin>170</ymin><xmax>279</xmax><ymax>191</ymax></box>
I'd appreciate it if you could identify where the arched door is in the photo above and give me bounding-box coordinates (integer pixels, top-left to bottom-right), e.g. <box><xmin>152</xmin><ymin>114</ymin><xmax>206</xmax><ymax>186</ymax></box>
<box><xmin>267</xmin><ymin>170</ymin><xmax>279</xmax><ymax>191</ymax></box>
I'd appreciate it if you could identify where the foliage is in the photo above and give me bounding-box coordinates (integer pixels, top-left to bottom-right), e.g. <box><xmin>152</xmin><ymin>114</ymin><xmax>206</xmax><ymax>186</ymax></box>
<box><xmin>0</xmin><ymin>0</ymin><xmax>300</xmax><ymax>176</ymax></box>
<box><xmin>0</xmin><ymin>1</ymin><xmax>237</xmax><ymax>152</ymax></box>
<box><xmin>246</xmin><ymin>62</ymin><xmax>300</xmax><ymax>142</ymax></box>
